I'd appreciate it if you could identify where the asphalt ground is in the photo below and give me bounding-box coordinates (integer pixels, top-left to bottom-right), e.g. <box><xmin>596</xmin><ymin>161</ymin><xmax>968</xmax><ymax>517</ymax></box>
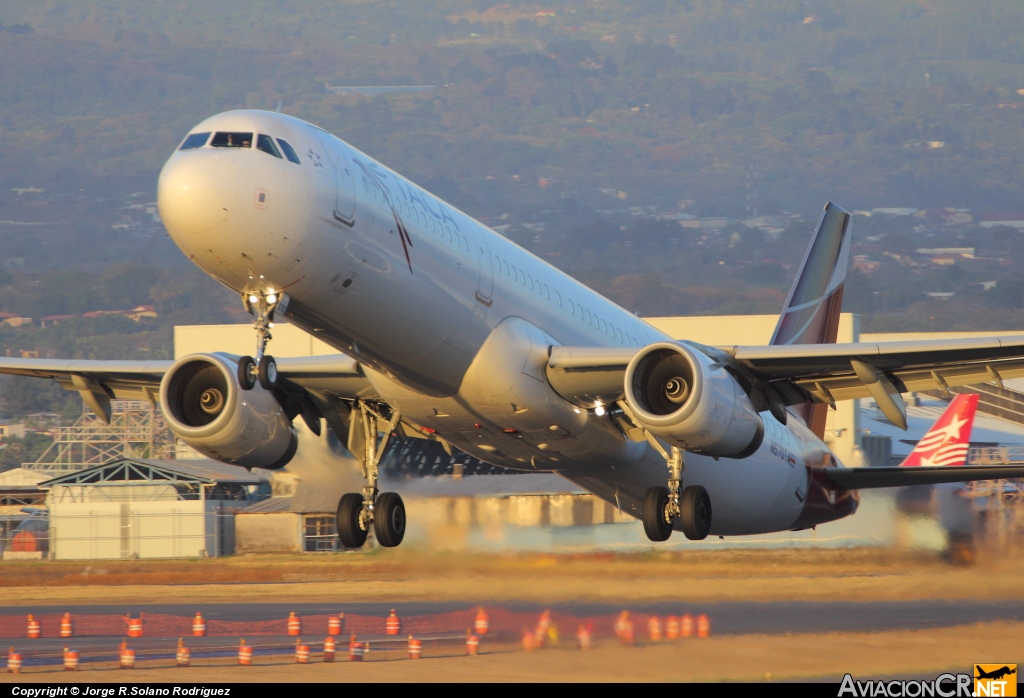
<box><xmin>6</xmin><ymin>599</ymin><xmax>1024</xmax><ymax>634</ymax></box>
<box><xmin>4</xmin><ymin>622</ymin><xmax>1022</xmax><ymax>683</ymax></box>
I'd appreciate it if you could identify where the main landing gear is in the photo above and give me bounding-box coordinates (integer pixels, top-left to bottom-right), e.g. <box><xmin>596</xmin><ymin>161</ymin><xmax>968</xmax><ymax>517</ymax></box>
<box><xmin>335</xmin><ymin>401</ymin><xmax>407</xmax><ymax>548</ymax></box>
<box><xmin>238</xmin><ymin>291</ymin><xmax>279</xmax><ymax>392</ymax></box>
<box><xmin>641</xmin><ymin>445</ymin><xmax>713</xmax><ymax>542</ymax></box>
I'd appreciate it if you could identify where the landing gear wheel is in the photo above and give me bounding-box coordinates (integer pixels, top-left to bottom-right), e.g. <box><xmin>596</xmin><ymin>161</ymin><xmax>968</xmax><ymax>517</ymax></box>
<box><xmin>374</xmin><ymin>492</ymin><xmax>406</xmax><ymax>548</ymax></box>
<box><xmin>642</xmin><ymin>486</ymin><xmax>673</xmax><ymax>542</ymax></box>
<box><xmin>237</xmin><ymin>356</ymin><xmax>256</xmax><ymax>390</ymax></box>
<box><xmin>336</xmin><ymin>493</ymin><xmax>368</xmax><ymax>548</ymax></box>
<box><xmin>679</xmin><ymin>485</ymin><xmax>712</xmax><ymax>540</ymax></box>
<box><xmin>258</xmin><ymin>355</ymin><xmax>278</xmax><ymax>390</ymax></box>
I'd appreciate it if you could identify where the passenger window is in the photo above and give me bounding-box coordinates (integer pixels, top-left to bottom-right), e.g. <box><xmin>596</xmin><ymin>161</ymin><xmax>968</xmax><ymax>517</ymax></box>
<box><xmin>544</xmin><ymin>285</ymin><xmax>550</xmax><ymax>300</ymax></box>
<box><xmin>256</xmin><ymin>134</ymin><xmax>283</xmax><ymax>158</ymax></box>
<box><xmin>179</xmin><ymin>132</ymin><xmax>210</xmax><ymax>150</ymax></box>
<box><xmin>568</xmin><ymin>299</ymin><xmax>574</xmax><ymax>316</ymax></box>
<box><xmin>586</xmin><ymin>309</ymin><xmax>592</xmax><ymax>325</ymax></box>
<box><xmin>277</xmin><ymin>139</ymin><xmax>301</xmax><ymax>164</ymax></box>
<box><xmin>503</xmin><ymin>261</ymin><xmax>509</xmax><ymax>276</ymax></box>
<box><xmin>556</xmin><ymin>292</ymin><xmax>562</xmax><ymax>307</ymax></box>
<box><xmin>211</xmin><ymin>132</ymin><xmax>253</xmax><ymax>148</ymax></box>
<box><xmin>510</xmin><ymin>264</ymin><xmax>517</xmax><ymax>279</ymax></box>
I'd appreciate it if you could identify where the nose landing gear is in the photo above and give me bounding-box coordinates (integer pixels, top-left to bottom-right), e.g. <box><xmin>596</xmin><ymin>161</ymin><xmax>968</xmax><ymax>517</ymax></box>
<box><xmin>335</xmin><ymin>401</ymin><xmax>407</xmax><ymax>548</ymax></box>
<box><xmin>238</xmin><ymin>291</ymin><xmax>280</xmax><ymax>391</ymax></box>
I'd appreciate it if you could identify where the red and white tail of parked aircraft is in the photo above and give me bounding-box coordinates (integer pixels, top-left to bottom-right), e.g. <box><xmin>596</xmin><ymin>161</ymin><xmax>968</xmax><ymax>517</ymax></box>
<box><xmin>900</xmin><ymin>394</ymin><xmax>979</xmax><ymax>468</ymax></box>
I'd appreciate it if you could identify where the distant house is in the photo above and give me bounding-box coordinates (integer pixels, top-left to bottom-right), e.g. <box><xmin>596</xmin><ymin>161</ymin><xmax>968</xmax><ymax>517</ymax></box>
<box><xmin>127</xmin><ymin>305</ymin><xmax>158</xmax><ymax>321</ymax></box>
<box><xmin>83</xmin><ymin>306</ymin><xmax>157</xmax><ymax>322</ymax></box>
<box><xmin>40</xmin><ymin>314</ymin><xmax>74</xmax><ymax>328</ymax></box>
<box><xmin>872</xmin><ymin>208</ymin><xmax>919</xmax><ymax>216</ymax></box>
<box><xmin>978</xmin><ymin>213</ymin><xmax>1024</xmax><ymax>229</ymax></box>
<box><xmin>852</xmin><ymin>255</ymin><xmax>880</xmax><ymax>272</ymax></box>
<box><xmin>917</xmin><ymin>244</ymin><xmax>970</xmax><ymax>255</ymax></box>
<box><xmin>1</xmin><ymin>316</ymin><xmax>33</xmax><ymax>328</ymax></box>
<box><xmin>0</xmin><ymin>421</ymin><xmax>26</xmax><ymax>439</ymax></box>
<box><xmin>83</xmin><ymin>310</ymin><xmax>123</xmax><ymax>319</ymax></box>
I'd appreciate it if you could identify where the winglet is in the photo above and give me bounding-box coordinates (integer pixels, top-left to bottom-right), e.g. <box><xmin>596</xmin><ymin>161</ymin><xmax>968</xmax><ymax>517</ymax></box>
<box><xmin>770</xmin><ymin>202</ymin><xmax>852</xmax><ymax>437</ymax></box>
<box><xmin>900</xmin><ymin>393</ymin><xmax>979</xmax><ymax>467</ymax></box>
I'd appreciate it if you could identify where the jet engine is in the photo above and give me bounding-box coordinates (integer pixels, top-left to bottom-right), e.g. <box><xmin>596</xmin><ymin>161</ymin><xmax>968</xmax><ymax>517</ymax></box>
<box><xmin>159</xmin><ymin>353</ymin><xmax>297</xmax><ymax>469</ymax></box>
<box><xmin>623</xmin><ymin>342</ymin><xmax>764</xmax><ymax>458</ymax></box>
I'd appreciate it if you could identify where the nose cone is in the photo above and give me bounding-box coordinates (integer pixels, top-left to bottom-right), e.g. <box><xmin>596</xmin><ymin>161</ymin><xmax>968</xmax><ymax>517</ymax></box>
<box><xmin>157</xmin><ymin>152</ymin><xmax>236</xmax><ymax>238</ymax></box>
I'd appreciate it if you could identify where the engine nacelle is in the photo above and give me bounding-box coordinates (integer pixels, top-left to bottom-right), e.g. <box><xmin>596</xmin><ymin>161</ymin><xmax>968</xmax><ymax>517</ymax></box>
<box><xmin>623</xmin><ymin>342</ymin><xmax>764</xmax><ymax>458</ymax></box>
<box><xmin>159</xmin><ymin>353</ymin><xmax>297</xmax><ymax>469</ymax></box>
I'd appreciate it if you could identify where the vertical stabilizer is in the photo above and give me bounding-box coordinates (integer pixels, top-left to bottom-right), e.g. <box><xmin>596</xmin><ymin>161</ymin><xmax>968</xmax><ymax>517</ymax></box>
<box><xmin>900</xmin><ymin>393</ymin><xmax>979</xmax><ymax>467</ymax></box>
<box><xmin>770</xmin><ymin>203</ymin><xmax>852</xmax><ymax>437</ymax></box>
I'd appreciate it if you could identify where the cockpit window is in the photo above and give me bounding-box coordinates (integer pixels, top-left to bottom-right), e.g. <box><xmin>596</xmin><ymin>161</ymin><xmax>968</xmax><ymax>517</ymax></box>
<box><xmin>276</xmin><ymin>138</ymin><xmax>301</xmax><ymax>165</ymax></box>
<box><xmin>256</xmin><ymin>134</ymin><xmax>283</xmax><ymax>158</ymax></box>
<box><xmin>210</xmin><ymin>132</ymin><xmax>253</xmax><ymax>148</ymax></box>
<box><xmin>179</xmin><ymin>132</ymin><xmax>211</xmax><ymax>150</ymax></box>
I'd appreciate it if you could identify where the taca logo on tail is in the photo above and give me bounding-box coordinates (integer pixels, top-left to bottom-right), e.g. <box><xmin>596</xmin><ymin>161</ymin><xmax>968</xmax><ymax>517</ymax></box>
<box><xmin>900</xmin><ymin>393</ymin><xmax>979</xmax><ymax>467</ymax></box>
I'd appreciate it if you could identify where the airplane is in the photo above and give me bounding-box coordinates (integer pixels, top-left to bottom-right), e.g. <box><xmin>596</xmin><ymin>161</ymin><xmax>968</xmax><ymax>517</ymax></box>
<box><xmin>4</xmin><ymin>109</ymin><xmax>1024</xmax><ymax>548</ymax></box>
<box><xmin>900</xmin><ymin>393</ymin><xmax>979</xmax><ymax>467</ymax></box>
<box><xmin>975</xmin><ymin>666</ymin><xmax>1017</xmax><ymax>681</ymax></box>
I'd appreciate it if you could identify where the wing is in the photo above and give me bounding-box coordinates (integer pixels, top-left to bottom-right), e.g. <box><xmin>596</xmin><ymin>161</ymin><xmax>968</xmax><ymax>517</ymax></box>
<box><xmin>824</xmin><ymin>465</ymin><xmax>1024</xmax><ymax>489</ymax></box>
<box><xmin>0</xmin><ymin>354</ymin><xmax>376</xmax><ymax>426</ymax></box>
<box><xmin>547</xmin><ymin>335</ymin><xmax>1024</xmax><ymax>428</ymax></box>
<box><xmin>724</xmin><ymin>335</ymin><xmax>1024</xmax><ymax>402</ymax></box>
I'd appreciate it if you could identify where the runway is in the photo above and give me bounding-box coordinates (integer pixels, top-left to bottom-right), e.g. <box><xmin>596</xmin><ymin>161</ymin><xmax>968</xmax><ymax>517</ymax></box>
<box><xmin>6</xmin><ymin>599</ymin><xmax>1024</xmax><ymax>635</ymax></box>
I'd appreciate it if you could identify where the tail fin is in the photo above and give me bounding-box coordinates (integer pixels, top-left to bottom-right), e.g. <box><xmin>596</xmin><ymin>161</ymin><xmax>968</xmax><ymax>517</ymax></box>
<box><xmin>900</xmin><ymin>393</ymin><xmax>978</xmax><ymax>467</ymax></box>
<box><xmin>770</xmin><ymin>202</ymin><xmax>852</xmax><ymax>438</ymax></box>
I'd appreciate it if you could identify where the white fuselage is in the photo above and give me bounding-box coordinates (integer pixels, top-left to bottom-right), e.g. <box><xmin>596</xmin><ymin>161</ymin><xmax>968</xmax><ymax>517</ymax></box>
<box><xmin>157</xmin><ymin>110</ymin><xmax>857</xmax><ymax>535</ymax></box>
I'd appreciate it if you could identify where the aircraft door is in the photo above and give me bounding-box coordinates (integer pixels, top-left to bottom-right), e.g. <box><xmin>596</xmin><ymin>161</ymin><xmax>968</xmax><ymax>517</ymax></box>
<box><xmin>309</xmin><ymin>127</ymin><xmax>357</xmax><ymax>227</ymax></box>
<box><xmin>465</xmin><ymin>225</ymin><xmax>494</xmax><ymax>307</ymax></box>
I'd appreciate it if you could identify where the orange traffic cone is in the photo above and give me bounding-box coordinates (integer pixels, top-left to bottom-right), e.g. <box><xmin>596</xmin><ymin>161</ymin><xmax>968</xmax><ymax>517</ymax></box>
<box><xmin>26</xmin><ymin>615</ymin><xmax>40</xmax><ymax>639</ymax></box>
<box><xmin>576</xmin><ymin>624</ymin><xmax>592</xmax><ymax>650</ymax></box>
<box><xmin>407</xmin><ymin>635</ymin><xmax>422</xmax><ymax>659</ymax></box>
<box><xmin>287</xmin><ymin>612</ymin><xmax>301</xmax><ymax>636</ymax></box>
<box><xmin>666</xmin><ymin>616</ymin><xmax>680</xmax><ymax>640</ymax></box>
<box><xmin>328</xmin><ymin>613</ymin><xmax>344</xmax><ymax>636</ymax></box>
<box><xmin>119</xmin><ymin>641</ymin><xmax>135</xmax><ymax>669</ymax></box>
<box><xmin>474</xmin><ymin>607</ymin><xmax>490</xmax><ymax>635</ymax></box>
<box><xmin>681</xmin><ymin>613</ymin><xmax>694</xmax><ymax>638</ymax></box>
<box><xmin>238</xmin><ymin>639</ymin><xmax>252</xmax><ymax>666</ymax></box>
<box><xmin>324</xmin><ymin>636</ymin><xmax>336</xmax><ymax>662</ymax></box>
<box><xmin>176</xmin><ymin>638</ymin><xmax>190</xmax><ymax>667</ymax></box>
<box><xmin>295</xmin><ymin>639</ymin><xmax>310</xmax><ymax>664</ymax></box>
<box><xmin>60</xmin><ymin>613</ymin><xmax>73</xmax><ymax>638</ymax></box>
<box><xmin>7</xmin><ymin>647</ymin><xmax>21</xmax><ymax>674</ymax></box>
<box><xmin>385</xmin><ymin>609</ymin><xmax>400</xmax><ymax>635</ymax></box>
<box><xmin>63</xmin><ymin>647</ymin><xmax>79</xmax><ymax>671</ymax></box>
<box><xmin>697</xmin><ymin>613</ymin><xmax>711</xmax><ymax>638</ymax></box>
<box><xmin>192</xmin><ymin>612</ymin><xmax>206</xmax><ymax>637</ymax></box>
<box><xmin>647</xmin><ymin>616</ymin><xmax>662</xmax><ymax>642</ymax></box>
<box><xmin>466</xmin><ymin>629</ymin><xmax>479</xmax><ymax>656</ymax></box>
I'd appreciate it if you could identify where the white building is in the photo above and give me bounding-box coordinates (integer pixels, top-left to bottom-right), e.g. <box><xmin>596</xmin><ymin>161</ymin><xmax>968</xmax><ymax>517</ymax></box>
<box><xmin>42</xmin><ymin>458</ymin><xmax>270</xmax><ymax>559</ymax></box>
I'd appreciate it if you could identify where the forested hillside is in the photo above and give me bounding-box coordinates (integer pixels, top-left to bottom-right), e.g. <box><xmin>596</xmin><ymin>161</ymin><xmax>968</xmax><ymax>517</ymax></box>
<box><xmin>0</xmin><ymin>1</ymin><xmax>1023</xmax><ymax>211</ymax></box>
<box><xmin>2</xmin><ymin>0</ymin><xmax>1024</xmax><ymax>421</ymax></box>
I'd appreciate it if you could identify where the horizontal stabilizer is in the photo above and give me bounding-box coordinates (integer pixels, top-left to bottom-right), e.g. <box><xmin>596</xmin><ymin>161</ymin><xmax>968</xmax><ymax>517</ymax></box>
<box><xmin>824</xmin><ymin>465</ymin><xmax>1024</xmax><ymax>490</ymax></box>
